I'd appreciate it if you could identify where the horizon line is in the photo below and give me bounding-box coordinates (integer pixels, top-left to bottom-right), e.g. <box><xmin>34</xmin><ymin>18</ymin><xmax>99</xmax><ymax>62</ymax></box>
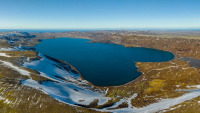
<box><xmin>1</xmin><ymin>27</ymin><xmax>200</xmax><ymax>31</ymax></box>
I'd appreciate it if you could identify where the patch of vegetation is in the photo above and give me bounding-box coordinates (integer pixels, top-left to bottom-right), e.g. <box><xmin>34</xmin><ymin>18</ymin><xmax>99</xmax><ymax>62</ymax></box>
<box><xmin>145</xmin><ymin>79</ymin><xmax>165</xmax><ymax>94</ymax></box>
<box><xmin>2</xmin><ymin>51</ymin><xmax>38</xmax><ymax>58</ymax></box>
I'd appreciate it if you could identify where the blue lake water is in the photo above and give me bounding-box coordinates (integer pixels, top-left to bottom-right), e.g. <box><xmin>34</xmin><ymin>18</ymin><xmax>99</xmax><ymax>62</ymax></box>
<box><xmin>35</xmin><ymin>37</ymin><xmax>174</xmax><ymax>86</ymax></box>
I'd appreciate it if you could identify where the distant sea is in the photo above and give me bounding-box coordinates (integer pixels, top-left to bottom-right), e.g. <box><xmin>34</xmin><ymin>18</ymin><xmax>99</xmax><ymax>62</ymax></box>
<box><xmin>0</xmin><ymin>29</ymin><xmax>96</xmax><ymax>33</ymax></box>
<box><xmin>0</xmin><ymin>29</ymin><xmax>200</xmax><ymax>32</ymax></box>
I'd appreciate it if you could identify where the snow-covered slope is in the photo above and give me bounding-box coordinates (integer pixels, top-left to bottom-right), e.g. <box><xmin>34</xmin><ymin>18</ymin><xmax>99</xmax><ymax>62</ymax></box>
<box><xmin>22</xmin><ymin>54</ymin><xmax>110</xmax><ymax>106</ymax></box>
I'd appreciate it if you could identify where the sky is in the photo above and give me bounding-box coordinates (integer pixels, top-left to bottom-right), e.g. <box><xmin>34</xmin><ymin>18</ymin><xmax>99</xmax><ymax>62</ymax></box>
<box><xmin>0</xmin><ymin>0</ymin><xmax>200</xmax><ymax>29</ymax></box>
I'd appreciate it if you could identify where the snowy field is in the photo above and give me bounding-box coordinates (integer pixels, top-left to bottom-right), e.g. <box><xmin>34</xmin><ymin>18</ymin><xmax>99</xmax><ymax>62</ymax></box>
<box><xmin>22</xmin><ymin>54</ymin><xmax>110</xmax><ymax>106</ymax></box>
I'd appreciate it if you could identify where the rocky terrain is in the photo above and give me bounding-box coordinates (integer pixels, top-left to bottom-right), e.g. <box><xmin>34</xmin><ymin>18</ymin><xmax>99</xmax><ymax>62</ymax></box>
<box><xmin>1</xmin><ymin>30</ymin><xmax>200</xmax><ymax>113</ymax></box>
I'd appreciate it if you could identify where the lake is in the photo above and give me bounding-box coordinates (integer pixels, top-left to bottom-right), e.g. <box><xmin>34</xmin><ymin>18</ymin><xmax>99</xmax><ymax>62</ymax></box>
<box><xmin>35</xmin><ymin>37</ymin><xmax>174</xmax><ymax>86</ymax></box>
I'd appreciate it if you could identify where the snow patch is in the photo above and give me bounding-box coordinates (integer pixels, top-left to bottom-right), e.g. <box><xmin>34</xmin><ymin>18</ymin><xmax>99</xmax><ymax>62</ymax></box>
<box><xmin>0</xmin><ymin>60</ymin><xmax>30</xmax><ymax>76</ymax></box>
<box><xmin>0</xmin><ymin>53</ymin><xmax>10</xmax><ymax>57</ymax></box>
<box><xmin>23</xmin><ymin>54</ymin><xmax>80</xmax><ymax>83</ymax></box>
<box><xmin>186</xmin><ymin>85</ymin><xmax>200</xmax><ymax>89</ymax></box>
<box><xmin>0</xmin><ymin>48</ymin><xmax>18</xmax><ymax>51</ymax></box>
<box><xmin>22</xmin><ymin>54</ymin><xmax>110</xmax><ymax>106</ymax></box>
<box><xmin>111</xmin><ymin>90</ymin><xmax>200</xmax><ymax>113</ymax></box>
<box><xmin>22</xmin><ymin>79</ymin><xmax>109</xmax><ymax>106</ymax></box>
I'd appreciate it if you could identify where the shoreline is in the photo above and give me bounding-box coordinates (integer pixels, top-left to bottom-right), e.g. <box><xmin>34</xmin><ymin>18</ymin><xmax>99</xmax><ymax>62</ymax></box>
<box><xmin>33</xmin><ymin>37</ymin><xmax>175</xmax><ymax>87</ymax></box>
